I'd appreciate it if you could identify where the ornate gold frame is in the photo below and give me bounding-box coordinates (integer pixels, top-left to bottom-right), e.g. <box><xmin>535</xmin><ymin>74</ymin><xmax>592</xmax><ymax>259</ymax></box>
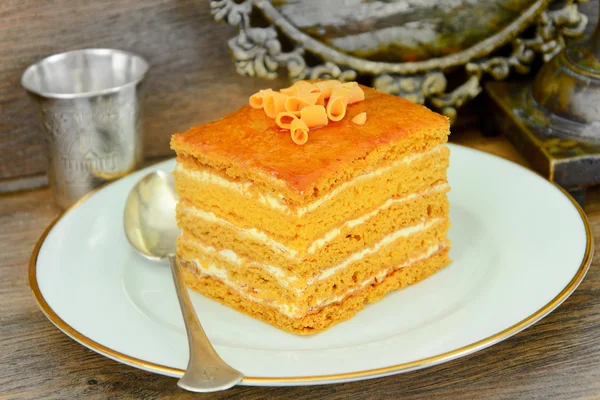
<box><xmin>211</xmin><ymin>0</ymin><xmax>587</xmax><ymax>122</ymax></box>
<box><xmin>28</xmin><ymin>148</ymin><xmax>593</xmax><ymax>385</ymax></box>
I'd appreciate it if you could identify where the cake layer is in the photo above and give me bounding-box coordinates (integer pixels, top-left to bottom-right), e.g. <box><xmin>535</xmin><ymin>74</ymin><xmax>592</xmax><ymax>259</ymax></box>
<box><xmin>171</xmin><ymin>86</ymin><xmax>450</xmax><ymax>203</ymax></box>
<box><xmin>182</xmin><ymin>247</ymin><xmax>450</xmax><ymax>334</ymax></box>
<box><xmin>177</xmin><ymin>215</ymin><xmax>450</xmax><ymax>311</ymax></box>
<box><xmin>175</xmin><ymin>145</ymin><xmax>450</xmax><ymax>249</ymax></box>
<box><xmin>178</xmin><ymin>184</ymin><xmax>449</xmax><ymax>275</ymax></box>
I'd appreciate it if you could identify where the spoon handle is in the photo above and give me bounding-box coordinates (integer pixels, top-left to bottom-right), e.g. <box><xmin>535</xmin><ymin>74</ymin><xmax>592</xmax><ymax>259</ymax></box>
<box><xmin>168</xmin><ymin>255</ymin><xmax>243</xmax><ymax>392</ymax></box>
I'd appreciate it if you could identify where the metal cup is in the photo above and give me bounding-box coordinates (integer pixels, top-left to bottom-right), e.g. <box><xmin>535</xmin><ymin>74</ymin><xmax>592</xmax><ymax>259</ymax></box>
<box><xmin>21</xmin><ymin>48</ymin><xmax>149</xmax><ymax>208</ymax></box>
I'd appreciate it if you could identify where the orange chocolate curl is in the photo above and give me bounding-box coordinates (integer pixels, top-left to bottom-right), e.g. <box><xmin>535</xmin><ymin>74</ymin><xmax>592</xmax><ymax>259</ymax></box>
<box><xmin>326</xmin><ymin>97</ymin><xmax>348</xmax><ymax>121</ymax></box>
<box><xmin>275</xmin><ymin>111</ymin><xmax>298</xmax><ymax>130</ymax></box>
<box><xmin>330</xmin><ymin>86</ymin><xmax>352</xmax><ymax>100</ymax></box>
<box><xmin>264</xmin><ymin>92</ymin><xmax>288</xmax><ymax>119</ymax></box>
<box><xmin>290</xmin><ymin>119</ymin><xmax>309</xmax><ymax>145</ymax></box>
<box><xmin>352</xmin><ymin>112</ymin><xmax>367</xmax><ymax>126</ymax></box>
<box><xmin>281</xmin><ymin>81</ymin><xmax>319</xmax><ymax>96</ymax></box>
<box><xmin>341</xmin><ymin>82</ymin><xmax>365</xmax><ymax>104</ymax></box>
<box><xmin>295</xmin><ymin>81</ymin><xmax>320</xmax><ymax>94</ymax></box>
<box><xmin>326</xmin><ymin>87</ymin><xmax>352</xmax><ymax>122</ymax></box>
<box><xmin>305</xmin><ymin>92</ymin><xmax>325</xmax><ymax>106</ymax></box>
<box><xmin>315</xmin><ymin>80</ymin><xmax>342</xmax><ymax>98</ymax></box>
<box><xmin>284</xmin><ymin>95</ymin><xmax>314</xmax><ymax>116</ymax></box>
<box><xmin>280</xmin><ymin>86</ymin><xmax>296</xmax><ymax>96</ymax></box>
<box><xmin>249</xmin><ymin>89</ymin><xmax>273</xmax><ymax>109</ymax></box>
<box><xmin>300</xmin><ymin>105</ymin><xmax>328</xmax><ymax>128</ymax></box>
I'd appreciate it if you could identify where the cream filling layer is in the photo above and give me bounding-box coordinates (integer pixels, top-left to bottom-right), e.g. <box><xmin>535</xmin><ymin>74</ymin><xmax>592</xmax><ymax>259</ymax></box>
<box><xmin>176</xmin><ymin>145</ymin><xmax>444</xmax><ymax>217</ymax></box>
<box><xmin>308</xmin><ymin>218</ymin><xmax>441</xmax><ymax>284</ymax></box>
<box><xmin>313</xmin><ymin>243</ymin><xmax>442</xmax><ymax>309</ymax></box>
<box><xmin>306</xmin><ymin>183</ymin><xmax>448</xmax><ymax>254</ymax></box>
<box><xmin>180</xmin><ymin>182</ymin><xmax>449</xmax><ymax>260</ymax></box>
<box><xmin>182</xmin><ymin>206</ymin><xmax>299</xmax><ymax>259</ymax></box>
<box><xmin>188</xmin><ymin>260</ymin><xmax>301</xmax><ymax>317</ymax></box>
<box><xmin>182</xmin><ymin>217</ymin><xmax>443</xmax><ymax>293</ymax></box>
<box><xmin>184</xmin><ymin>238</ymin><xmax>299</xmax><ymax>289</ymax></box>
<box><xmin>187</xmin><ymin>243</ymin><xmax>444</xmax><ymax>319</ymax></box>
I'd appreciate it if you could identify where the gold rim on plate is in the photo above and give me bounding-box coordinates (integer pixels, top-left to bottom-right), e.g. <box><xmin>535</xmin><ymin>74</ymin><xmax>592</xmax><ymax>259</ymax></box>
<box><xmin>28</xmin><ymin>154</ymin><xmax>594</xmax><ymax>385</ymax></box>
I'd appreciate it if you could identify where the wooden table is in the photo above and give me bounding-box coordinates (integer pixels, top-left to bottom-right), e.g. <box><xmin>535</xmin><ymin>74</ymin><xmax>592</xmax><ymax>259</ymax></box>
<box><xmin>2</xmin><ymin>133</ymin><xmax>599</xmax><ymax>400</ymax></box>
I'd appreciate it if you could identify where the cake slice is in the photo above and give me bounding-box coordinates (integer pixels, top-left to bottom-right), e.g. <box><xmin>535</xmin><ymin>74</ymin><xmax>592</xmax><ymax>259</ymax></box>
<box><xmin>171</xmin><ymin>82</ymin><xmax>450</xmax><ymax>335</ymax></box>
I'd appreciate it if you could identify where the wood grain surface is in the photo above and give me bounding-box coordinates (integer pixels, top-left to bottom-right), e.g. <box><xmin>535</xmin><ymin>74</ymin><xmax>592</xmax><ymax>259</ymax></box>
<box><xmin>0</xmin><ymin>0</ymin><xmax>288</xmax><ymax>184</ymax></box>
<box><xmin>1</xmin><ymin>135</ymin><xmax>599</xmax><ymax>400</ymax></box>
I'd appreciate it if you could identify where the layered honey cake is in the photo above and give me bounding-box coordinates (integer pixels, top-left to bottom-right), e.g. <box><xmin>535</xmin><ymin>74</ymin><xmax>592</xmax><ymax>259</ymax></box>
<box><xmin>171</xmin><ymin>80</ymin><xmax>450</xmax><ymax>335</ymax></box>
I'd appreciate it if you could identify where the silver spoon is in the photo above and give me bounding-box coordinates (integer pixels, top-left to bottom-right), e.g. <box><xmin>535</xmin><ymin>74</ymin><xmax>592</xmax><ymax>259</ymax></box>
<box><xmin>123</xmin><ymin>170</ymin><xmax>243</xmax><ymax>392</ymax></box>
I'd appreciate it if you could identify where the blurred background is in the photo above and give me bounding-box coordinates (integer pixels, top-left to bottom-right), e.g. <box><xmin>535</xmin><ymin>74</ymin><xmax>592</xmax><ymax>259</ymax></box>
<box><xmin>1</xmin><ymin>0</ymin><xmax>597</xmax><ymax>194</ymax></box>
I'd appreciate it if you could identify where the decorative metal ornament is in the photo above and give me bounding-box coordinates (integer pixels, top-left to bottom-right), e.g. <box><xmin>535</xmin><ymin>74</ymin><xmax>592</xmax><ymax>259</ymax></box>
<box><xmin>211</xmin><ymin>0</ymin><xmax>587</xmax><ymax>122</ymax></box>
<box><xmin>486</xmin><ymin>1</ymin><xmax>600</xmax><ymax>205</ymax></box>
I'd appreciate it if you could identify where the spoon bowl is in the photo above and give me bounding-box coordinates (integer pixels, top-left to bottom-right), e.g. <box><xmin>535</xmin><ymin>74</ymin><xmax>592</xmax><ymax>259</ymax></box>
<box><xmin>123</xmin><ymin>170</ymin><xmax>179</xmax><ymax>260</ymax></box>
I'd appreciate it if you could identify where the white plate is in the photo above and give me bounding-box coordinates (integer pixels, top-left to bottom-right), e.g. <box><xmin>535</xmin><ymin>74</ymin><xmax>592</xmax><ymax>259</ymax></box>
<box><xmin>30</xmin><ymin>144</ymin><xmax>592</xmax><ymax>386</ymax></box>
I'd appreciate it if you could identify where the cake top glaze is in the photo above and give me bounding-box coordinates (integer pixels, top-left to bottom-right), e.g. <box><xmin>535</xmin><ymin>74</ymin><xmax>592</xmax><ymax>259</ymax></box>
<box><xmin>171</xmin><ymin>86</ymin><xmax>449</xmax><ymax>197</ymax></box>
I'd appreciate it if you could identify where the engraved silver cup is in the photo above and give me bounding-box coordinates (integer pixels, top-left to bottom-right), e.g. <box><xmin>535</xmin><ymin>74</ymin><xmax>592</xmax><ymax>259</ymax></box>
<box><xmin>21</xmin><ymin>49</ymin><xmax>149</xmax><ymax>208</ymax></box>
